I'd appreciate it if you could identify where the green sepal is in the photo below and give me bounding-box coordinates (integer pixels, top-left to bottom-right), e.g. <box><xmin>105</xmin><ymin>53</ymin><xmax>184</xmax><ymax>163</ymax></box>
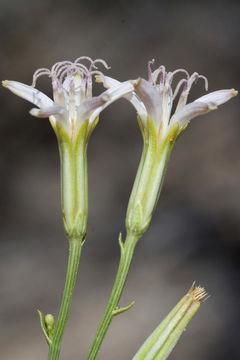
<box><xmin>86</xmin><ymin>116</ymin><xmax>99</xmax><ymax>142</ymax></box>
<box><xmin>126</xmin><ymin>201</ymin><xmax>144</xmax><ymax>236</ymax></box>
<box><xmin>137</xmin><ymin>114</ymin><xmax>146</xmax><ymax>141</ymax></box>
<box><xmin>157</xmin><ymin>123</ymin><xmax>179</xmax><ymax>157</ymax></box>
<box><xmin>176</xmin><ymin>122</ymin><xmax>189</xmax><ymax>138</ymax></box>
<box><xmin>73</xmin><ymin>210</ymin><xmax>87</xmax><ymax>243</ymax></box>
<box><xmin>37</xmin><ymin>310</ymin><xmax>52</xmax><ymax>346</ymax></box>
<box><xmin>126</xmin><ymin>120</ymin><xmax>179</xmax><ymax>237</ymax></box>
<box><xmin>126</xmin><ymin>117</ymin><xmax>158</xmax><ymax>236</ymax></box>
<box><xmin>54</xmin><ymin>121</ymin><xmax>89</xmax><ymax>239</ymax></box>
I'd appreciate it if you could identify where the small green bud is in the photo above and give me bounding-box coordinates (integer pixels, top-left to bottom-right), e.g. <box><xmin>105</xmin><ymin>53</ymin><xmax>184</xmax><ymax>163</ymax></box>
<box><xmin>132</xmin><ymin>284</ymin><xmax>208</xmax><ymax>360</ymax></box>
<box><xmin>45</xmin><ymin>314</ymin><xmax>55</xmax><ymax>328</ymax></box>
<box><xmin>38</xmin><ymin>310</ymin><xmax>54</xmax><ymax>345</ymax></box>
<box><xmin>45</xmin><ymin>313</ymin><xmax>55</xmax><ymax>339</ymax></box>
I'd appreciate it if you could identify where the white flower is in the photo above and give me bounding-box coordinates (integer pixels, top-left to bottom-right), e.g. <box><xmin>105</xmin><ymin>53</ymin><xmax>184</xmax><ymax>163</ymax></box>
<box><xmin>96</xmin><ymin>61</ymin><xmax>237</xmax><ymax>235</ymax></box>
<box><xmin>97</xmin><ymin>59</ymin><xmax>237</xmax><ymax>143</ymax></box>
<box><xmin>3</xmin><ymin>57</ymin><xmax>134</xmax><ymax>143</ymax></box>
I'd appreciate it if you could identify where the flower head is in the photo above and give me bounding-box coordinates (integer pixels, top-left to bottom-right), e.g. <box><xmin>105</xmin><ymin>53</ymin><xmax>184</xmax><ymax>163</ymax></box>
<box><xmin>97</xmin><ymin>61</ymin><xmax>237</xmax><ymax>235</ymax></box>
<box><xmin>3</xmin><ymin>57</ymin><xmax>133</xmax><ymax>143</ymax></box>
<box><xmin>3</xmin><ymin>57</ymin><xmax>135</xmax><ymax>237</ymax></box>
<box><xmin>98</xmin><ymin>60</ymin><xmax>237</xmax><ymax>144</ymax></box>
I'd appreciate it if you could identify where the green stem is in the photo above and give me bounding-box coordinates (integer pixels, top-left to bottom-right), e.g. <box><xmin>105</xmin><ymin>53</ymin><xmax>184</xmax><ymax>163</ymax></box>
<box><xmin>48</xmin><ymin>238</ymin><xmax>83</xmax><ymax>360</ymax></box>
<box><xmin>87</xmin><ymin>232</ymin><xmax>139</xmax><ymax>360</ymax></box>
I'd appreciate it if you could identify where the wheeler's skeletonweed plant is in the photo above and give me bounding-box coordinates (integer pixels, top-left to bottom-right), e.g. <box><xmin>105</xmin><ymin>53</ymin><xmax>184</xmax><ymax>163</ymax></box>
<box><xmin>3</xmin><ymin>57</ymin><xmax>237</xmax><ymax>360</ymax></box>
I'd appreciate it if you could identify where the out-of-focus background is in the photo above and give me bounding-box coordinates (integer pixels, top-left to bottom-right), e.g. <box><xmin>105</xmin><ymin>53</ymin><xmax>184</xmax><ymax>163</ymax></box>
<box><xmin>0</xmin><ymin>0</ymin><xmax>239</xmax><ymax>359</ymax></box>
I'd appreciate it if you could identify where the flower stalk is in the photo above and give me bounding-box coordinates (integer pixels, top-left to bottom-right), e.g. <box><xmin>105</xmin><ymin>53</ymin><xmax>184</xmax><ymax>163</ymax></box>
<box><xmin>48</xmin><ymin>237</ymin><xmax>83</xmax><ymax>360</ymax></box>
<box><xmin>87</xmin><ymin>232</ymin><xmax>139</xmax><ymax>360</ymax></box>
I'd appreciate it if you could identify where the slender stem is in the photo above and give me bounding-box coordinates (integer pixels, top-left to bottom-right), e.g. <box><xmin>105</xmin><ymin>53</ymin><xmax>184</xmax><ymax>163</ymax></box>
<box><xmin>48</xmin><ymin>238</ymin><xmax>83</xmax><ymax>360</ymax></box>
<box><xmin>87</xmin><ymin>232</ymin><xmax>139</xmax><ymax>360</ymax></box>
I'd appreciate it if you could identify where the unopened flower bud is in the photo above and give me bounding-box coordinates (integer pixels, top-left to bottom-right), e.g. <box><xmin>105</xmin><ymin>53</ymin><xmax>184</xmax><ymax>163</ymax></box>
<box><xmin>45</xmin><ymin>314</ymin><xmax>55</xmax><ymax>328</ymax></box>
<box><xmin>133</xmin><ymin>284</ymin><xmax>208</xmax><ymax>360</ymax></box>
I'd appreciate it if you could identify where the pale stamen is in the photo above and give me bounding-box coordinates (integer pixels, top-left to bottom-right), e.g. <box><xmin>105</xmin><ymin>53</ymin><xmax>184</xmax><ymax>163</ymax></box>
<box><xmin>55</xmin><ymin>63</ymin><xmax>75</xmax><ymax>78</ymax></box>
<box><xmin>173</xmin><ymin>79</ymin><xmax>187</xmax><ymax>100</ymax></box>
<box><xmin>87</xmin><ymin>70</ymin><xmax>104</xmax><ymax>95</ymax></box>
<box><xmin>74</xmin><ymin>56</ymin><xmax>95</xmax><ymax>66</ymax></box>
<box><xmin>76</xmin><ymin>63</ymin><xmax>92</xmax><ymax>74</ymax></box>
<box><xmin>51</xmin><ymin>61</ymin><xmax>72</xmax><ymax>73</ymax></box>
<box><xmin>88</xmin><ymin>70</ymin><xmax>107</xmax><ymax>78</ymax></box>
<box><xmin>32</xmin><ymin>68</ymin><xmax>51</xmax><ymax>87</ymax></box>
<box><xmin>56</xmin><ymin>64</ymin><xmax>87</xmax><ymax>79</ymax></box>
<box><xmin>59</xmin><ymin>65</ymin><xmax>85</xmax><ymax>84</ymax></box>
<box><xmin>32</xmin><ymin>57</ymin><xmax>110</xmax><ymax>91</ymax></box>
<box><xmin>165</xmin><ymin>71</ymin><xmax>173</xmax><ymax>86</ymax></box>
<box><xmin>148</xmin><ymin>59</ymin><xmax>155</xmax><ymax>82</ymax></box>
<box><xmin>184</xmin><ymin>72</ymin><xmax>199</xmax><ymax>92</ymax></box>
<box><xmin>151</xmin><ymin>65</ymin><xmax>167</xmax><ymax>86</ymax></box>
<box><xmin>158</xmin><ymin>65</ymin><xmax>166</xmax><ymax>84</ymax></box>
<box><xmin>183</xmin><ymin>72</ymin><xmax>208</xmax><ymax>93</ymax></box>
<box><xmin>198</xmin><ymin>75</ymin><xmax>208</xmax><ymax>91</ymax></box>
<box><xmin>92</xmin><ymin>58</ymin><xmax>111</xmax><ymax>70</ymax></box>
<box><xmin>172</xmin><ymin>68</ymin><xmax>190</xmax><ymax>79</ymax></box>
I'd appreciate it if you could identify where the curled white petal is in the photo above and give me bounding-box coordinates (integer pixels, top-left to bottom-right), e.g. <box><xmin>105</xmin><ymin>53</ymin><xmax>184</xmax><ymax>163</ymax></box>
<box><xmin>29</xmin><ymin>105</ymin><xmax>66</xmax><ymax>118</ymax></box>
<box><xmin>89</xmin><ymin>81</ymin><xmax>134</xmax><ymax>124</ymax></box>
<box><xmin>2</xmin><ymin>80</ymin><xmax>54</xmax><ymax>108</ymax></box>
<box><xmin>97</xmin><ymin>75</ymin><xmax>147</xmax><ymax>124</ymax></box>
<box><xmin>130</xmin><ymin>95</ymin><xmax>148</xmax><ymax>125</ymax></box>
<box><xmin>195</xmin><ymin>89</ymin><xmax>238</xmax><ymax>106</ymax></box>
<box><xmin>95</xmin><ymin>74</ymin><xmax>120</xmax><ymax>88</ymax></box>
<box><xmin>170</xmin><ymin>101</ymin><xmax>217</xmax><ymax>128</ymax></box>
<box><xmin>132</xmin><ymin>78</ymin><xmax>162</xmax><ymax>128</ymax></box>
<box><xmin>77</xmin><ymin>97</ymin><xmax>105</xmax><ymax>123</ymax></box>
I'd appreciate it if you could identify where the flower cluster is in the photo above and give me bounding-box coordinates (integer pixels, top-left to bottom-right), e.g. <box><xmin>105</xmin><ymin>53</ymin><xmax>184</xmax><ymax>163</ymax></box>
<box><xmin>3</xmin><ymin>57</ymin><xmax>237</xmax><ymax>237</ymax></box>
<box><xmin>2</xmin><ymin>57</ymin><xmax>238</xmax><ymax>360</ymax></box>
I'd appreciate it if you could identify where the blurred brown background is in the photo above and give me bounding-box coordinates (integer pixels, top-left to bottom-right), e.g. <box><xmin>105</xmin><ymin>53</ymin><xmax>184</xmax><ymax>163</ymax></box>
<box><xmin>0</xmin><ymin>0</ymin><xmax>239</xmax><ymax>359</ymax></box>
